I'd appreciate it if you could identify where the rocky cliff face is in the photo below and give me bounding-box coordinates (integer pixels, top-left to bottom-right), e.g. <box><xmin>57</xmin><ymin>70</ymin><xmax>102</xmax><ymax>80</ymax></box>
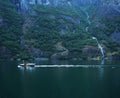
<box><xmin>10</xmin><ymin>0</ymin><xmax>120</xmax><ymax>12</ymax></box>
<box><xmin>10</xmin><ymin>0</ymin><xmax>104</xmax><ymax>11</ymax></box>
<box><xmin>1</xmin><ymin>0</ymin><xmax>120</xmax><ymax>60</ymax></box>
<box><xmin>11</xmin><ymin>0</ymin><xmax>66</xmax><ymax>11</ymax></box>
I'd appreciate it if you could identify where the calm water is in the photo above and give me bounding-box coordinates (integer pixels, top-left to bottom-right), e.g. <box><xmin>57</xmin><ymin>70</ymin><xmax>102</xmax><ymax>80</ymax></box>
<box><xmin>0</xmin><ymin>60</ymin><xmax>120</xmax><ymax>98</ymax></box>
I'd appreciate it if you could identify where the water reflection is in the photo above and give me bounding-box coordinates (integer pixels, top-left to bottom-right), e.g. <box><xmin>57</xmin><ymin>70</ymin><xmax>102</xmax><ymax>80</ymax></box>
<box><xmin>1</xmin><ymin>60</ymin><xmax>120</xmax><ymax>98</ymax></box>
<box><xmin>101</xmin><ymin>59</ymin><xmax>105</xmax><ymax>65</ymax></box>
<box><xmin>17</xmin><ymin>59</ymin><xmax>114</xmax><ymax>82</ymax></box>
<box><xmin>99</xmin><ymin>59</ymin><xmax>105</xmax><ymax>79</ymax></box>
<box><xmin>18</xmin><ymin>66</ymin><xmax>35</xmax><ymax>72</ymax></box>
<box><xmin>17</xmin><ymin>59</ymin><xmax>120</xmax><ymax>69</ymax></box>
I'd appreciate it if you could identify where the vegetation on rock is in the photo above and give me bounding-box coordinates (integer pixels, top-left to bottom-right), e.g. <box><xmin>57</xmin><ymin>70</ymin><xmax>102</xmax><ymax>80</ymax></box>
<box><xmin>0</xmin><ymin>0</ymin><xmax>120</xmax><ymax>60</ymax></box>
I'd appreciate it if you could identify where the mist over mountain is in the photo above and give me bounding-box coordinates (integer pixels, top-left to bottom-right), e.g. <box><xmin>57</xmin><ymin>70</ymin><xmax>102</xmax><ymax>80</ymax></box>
<box><xmin>0</xmin><ymin>0</ymin><xmax>120</xmax><ymax>60</ymax></box>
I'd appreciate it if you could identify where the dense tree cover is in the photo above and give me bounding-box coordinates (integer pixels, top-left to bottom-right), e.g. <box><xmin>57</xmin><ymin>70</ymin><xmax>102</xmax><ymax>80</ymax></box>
<box><xmin>0</xmin><ymin>0</ymin><xmax>23</xmax><ymax>59</ymax></box>
<box><xmin>0</xmin><ymin>0</ymin><xmax>120</xmax><ymax>60</ymax></box>
<box><xmin>23</xmin><ymin>5</ymin><xmax>94</xmax><ymax>58</ymax></box>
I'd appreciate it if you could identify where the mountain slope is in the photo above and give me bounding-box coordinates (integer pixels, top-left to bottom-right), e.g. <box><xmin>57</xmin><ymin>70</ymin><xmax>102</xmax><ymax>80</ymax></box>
<box><xmin>0</xmin><ymin>0</ymin><xmax>120</xmax><ymax>60</ymax></box>
<box><xmin>0</xmin><ymin>0</ymin><xmax>23</xmax><ymax>59</ymax></box>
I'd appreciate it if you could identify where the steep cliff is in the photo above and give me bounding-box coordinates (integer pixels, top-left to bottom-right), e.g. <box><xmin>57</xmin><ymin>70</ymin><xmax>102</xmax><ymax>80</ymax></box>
<box><xmin>0</xmin><ymin>0</ymin><xmax>120</xmax><ymax>60</ymax></box>
<box><xmin>9</xmin><ymin>0</ymin><xmax>105</xmax><ymax>11</ymax></box>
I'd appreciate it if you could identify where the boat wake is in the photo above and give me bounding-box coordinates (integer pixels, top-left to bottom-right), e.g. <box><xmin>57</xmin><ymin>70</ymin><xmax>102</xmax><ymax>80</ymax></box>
<box><xmin>18</xmin><ymin>65</ymin><xmax>117</xmax><ymax>68</ymax></box>
<box><xmin>35</xmin><ymin>65</ymin><xmax>101</xmax><ymax>68</ymax></box>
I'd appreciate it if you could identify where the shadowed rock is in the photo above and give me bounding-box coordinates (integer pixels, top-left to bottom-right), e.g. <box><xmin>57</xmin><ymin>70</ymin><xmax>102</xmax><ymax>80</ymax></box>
<box><xmin>82</xmin><ymin>46</ymin><xmax>101</xmax><ymax>57</ymax></box>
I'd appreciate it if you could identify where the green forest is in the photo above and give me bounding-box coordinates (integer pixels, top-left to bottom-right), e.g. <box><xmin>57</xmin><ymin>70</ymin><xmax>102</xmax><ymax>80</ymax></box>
<box><xmin>0</xmin><ymin>0</ymin><xmax>120</xmax><ymax>60</ymax></box>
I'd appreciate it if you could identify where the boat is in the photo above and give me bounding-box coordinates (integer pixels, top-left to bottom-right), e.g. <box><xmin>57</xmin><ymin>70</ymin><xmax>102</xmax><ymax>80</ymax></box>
<box><xmin>19</xmin><ymin>63</ymin><xmax>36</xmax><ymax>67</ymax></box>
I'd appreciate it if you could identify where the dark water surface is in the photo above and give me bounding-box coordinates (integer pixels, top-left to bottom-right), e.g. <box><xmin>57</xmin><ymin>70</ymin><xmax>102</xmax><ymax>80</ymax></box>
<box><xmin>0</xmin><ymin>60</ymin><xmax>120</xmax><ymax>98</ymax></box>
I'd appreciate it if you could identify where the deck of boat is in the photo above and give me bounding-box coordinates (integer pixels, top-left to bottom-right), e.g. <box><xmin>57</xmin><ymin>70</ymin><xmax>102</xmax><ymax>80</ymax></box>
<box><xmin>19</xmin><ymin>63</ymin><xmax>35</xmax><ymax>67</ymax></box>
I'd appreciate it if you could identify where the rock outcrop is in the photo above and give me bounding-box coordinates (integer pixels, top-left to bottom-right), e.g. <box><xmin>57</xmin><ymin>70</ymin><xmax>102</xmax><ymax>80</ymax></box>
<box><xmin>10</xmin><ymin>0</ymin><xmax>110</xmax><ymax>11</ymax></box>
<box><xmin>82</xmin><ymin>46</ymin><xmax>101</xmax><ymax>57</ymax></box>
<box><xmin>51</xmin><ymin>42</ymin><xmax>69</xmax><ymax>59</ymax></box>
<box><xmin>107</xmin><ymin>53</ymin><xmax>120</xmax><ymax>60</ymax></box>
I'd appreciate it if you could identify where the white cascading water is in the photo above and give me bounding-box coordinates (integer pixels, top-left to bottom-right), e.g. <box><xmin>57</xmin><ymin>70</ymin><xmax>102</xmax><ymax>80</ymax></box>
<box><xmin>70</xmin><ymin>7</ymin><xmax>105</xmax><ymax>61</ymax></box>
<box><xmin>67</xmin><ymin>1</ymin><xmax>72</xmax><ymax>6</ymax></box>
<box><xmin>85</xmin><ymin>12</ymin><xmax>105</xmax><ymax>60</ymax></box>
<box><xmin>92</xmin><ymin>37</ymin><xmax>104</xmax><ymax>58</ymax></box>
<box><xmin>85</xmin><ymin>12</ymin><xmax>91</xmax><ymax>32</ymax></box>
<box><xmin>86</xmin><ymin>12</ymin><xmax>91</xmax><ymax>25</ymax></box>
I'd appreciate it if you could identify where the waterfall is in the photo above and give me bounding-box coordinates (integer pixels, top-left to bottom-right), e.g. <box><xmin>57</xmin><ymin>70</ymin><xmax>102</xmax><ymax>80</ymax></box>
<box><xmin>92</xmin><ymin>37</ymin><xmax>105</xmax><ymax>58</ymax></box>
<box><xmin>85</xmin><ymin>12</ymin><xmax>91</xmax><ymax>33</ymax></box>
<box><xmin>98</xmin><ymin>44</ymin><xmax>104</xmax><ymax>58</ymax></box>
<box><xmin>67</xmin><ymin>1</ymin><xmax>72</xmax><ymax>6</ymax></box>
<box><xmin>101</xmin><ymin>59</ymin><xmax>105</xmax><ymax>65</ymax></box>
<box><xmin>86</xmin><ymin>12</ymin><xmax>91</xmax><ymax>25</ymax></box>
<box><xmin>85</xmin><ymin>11</ymin><xmax>105</xmax><ymax>59</ymax></box>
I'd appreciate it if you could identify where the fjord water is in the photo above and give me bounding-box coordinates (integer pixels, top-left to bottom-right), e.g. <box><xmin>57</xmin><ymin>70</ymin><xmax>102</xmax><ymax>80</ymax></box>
<box><xmin>0</xmin><ymin>60</ymin><xmax>120</xmax><ymax>98</ymax></box>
